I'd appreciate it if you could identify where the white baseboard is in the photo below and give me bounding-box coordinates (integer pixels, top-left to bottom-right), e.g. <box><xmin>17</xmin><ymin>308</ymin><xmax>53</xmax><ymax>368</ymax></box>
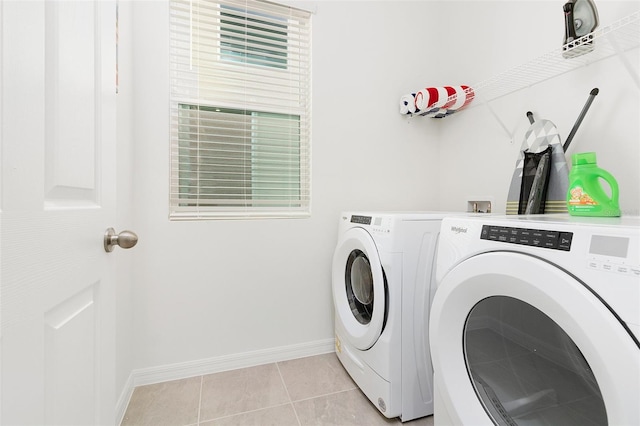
<box><xmin>116</xmin><ymin>373</ymin><xmax>135</xmax><ymax>426</ymax></box>
<box><xmin>115</xmin><ymin>338</ymin><xmax>335</xmax><ymax>424</ymax></box>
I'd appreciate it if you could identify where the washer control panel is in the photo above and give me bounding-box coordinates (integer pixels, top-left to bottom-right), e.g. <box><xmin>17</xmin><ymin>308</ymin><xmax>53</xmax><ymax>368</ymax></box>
<box><xmin>350</xmin><ymin>214</ymin><xmax>392</xmax><ymax>235</ymax></box>
<box><xmin>586</xmin><ymin>233</ymin><xmax>639</xmax><ymax>277</ymax></box>
<box><xmin>350</xmin><ymin>215</ymin><xmax>372</xmax><ymax>225</ymax></box>
<box><xmin>481</xmin><ymin>225</ymin><xmax>573</xmax><ymax>251</ymax></box>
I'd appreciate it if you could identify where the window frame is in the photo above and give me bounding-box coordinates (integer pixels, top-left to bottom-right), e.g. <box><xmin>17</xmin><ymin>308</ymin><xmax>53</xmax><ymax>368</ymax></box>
<box><xmin>169</xmin><ymin>0</ymin><xmax>311</xmax><ymax>220</ymax></box>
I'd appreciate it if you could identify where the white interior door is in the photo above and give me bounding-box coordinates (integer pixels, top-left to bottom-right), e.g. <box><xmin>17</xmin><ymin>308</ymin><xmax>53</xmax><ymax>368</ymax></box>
<box><xmin>1</xmin><ymin>1</ymin><xmax>117</xmax><ymax>424</ymax></box>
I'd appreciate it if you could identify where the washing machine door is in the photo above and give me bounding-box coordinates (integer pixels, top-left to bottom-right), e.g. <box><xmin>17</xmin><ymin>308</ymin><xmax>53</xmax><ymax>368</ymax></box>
<box><xmin>430</xmin><ymin>251</ymin><xmax>639</xmax><ymax>426</ymax></box>
<box><xmin>332</xmin><ymin>227</ymin><xmax>386</xmax><ymax>350</ymax></box>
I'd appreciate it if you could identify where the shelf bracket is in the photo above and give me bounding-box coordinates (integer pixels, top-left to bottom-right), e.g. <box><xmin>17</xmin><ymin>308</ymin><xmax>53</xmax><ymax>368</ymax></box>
<box><xmin>483</xmin><ymin>100</ymin><xmax>516</xmax><ymax>143</ymax></box>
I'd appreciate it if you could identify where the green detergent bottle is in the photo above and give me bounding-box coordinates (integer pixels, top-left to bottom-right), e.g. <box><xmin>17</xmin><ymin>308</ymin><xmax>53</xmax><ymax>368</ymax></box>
<box><xmin>567</xmin><ymin>152</ymin><xmax>620</xmax><ymax>217</ymax></box>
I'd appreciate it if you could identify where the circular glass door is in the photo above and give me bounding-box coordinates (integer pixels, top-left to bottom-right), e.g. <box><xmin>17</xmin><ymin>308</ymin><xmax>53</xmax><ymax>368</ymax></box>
<box><xmin>465</xmin><ymin>296</ymin><xmax>606</xmax><ymax>425</ymax></box>
<box><xmin>429</xmin><ymin>251</ymin><xmax>640</xmax><ymax>426</ymax></box>
<box><xmin>332</xmin><ymin>227</ymin><xmax>387</xmax><ymax>350</ymax></box>
<box><xmin>345</xmin><ymin>249</ymin><xmax>375</xmax><ymax>324</ymax></box>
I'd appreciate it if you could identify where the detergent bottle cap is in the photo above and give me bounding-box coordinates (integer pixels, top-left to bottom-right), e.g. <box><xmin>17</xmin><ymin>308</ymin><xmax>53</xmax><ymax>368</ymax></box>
<box><xmin>572</xmin><ymin>152</ymin><xmax>597</xmax><ymax>166</ymax></box>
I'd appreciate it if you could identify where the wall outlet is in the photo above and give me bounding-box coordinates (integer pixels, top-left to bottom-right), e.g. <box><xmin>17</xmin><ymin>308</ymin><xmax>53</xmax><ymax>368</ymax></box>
<box><xmin>466</xmin><ymin>197</ymin><xmax>494</xmax><ymax>213</ymax></box>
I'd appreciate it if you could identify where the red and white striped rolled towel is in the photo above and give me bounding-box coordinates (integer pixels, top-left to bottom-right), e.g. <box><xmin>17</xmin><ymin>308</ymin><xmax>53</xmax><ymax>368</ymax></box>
<box><xmin>400</xmin><ymin>85</ymin><xmax>475</xmax><ymax>118</ymax></box>
<box><xmin>399</xmin><ymin>93</ymin><xmax>417</xmax><ymax>115</ymax></box>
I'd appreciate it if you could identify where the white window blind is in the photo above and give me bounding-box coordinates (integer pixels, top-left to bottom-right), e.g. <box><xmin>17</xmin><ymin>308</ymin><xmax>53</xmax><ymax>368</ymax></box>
<box><xmin>169</xmin><ymin>0</ymin><xmax>311</xmax><ymax>219</ymax></box>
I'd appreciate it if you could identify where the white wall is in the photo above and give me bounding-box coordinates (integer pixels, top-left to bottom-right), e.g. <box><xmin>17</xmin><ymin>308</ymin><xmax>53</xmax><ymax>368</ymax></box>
<box><xmin>129</xmin><ymin>1</ymin><xmax>442</xmax><ymax>373</ymax></box>
<box><xmin>124</xmin><ymin>0</ymin><xmax>640</xmax><ymax>388</ymax></box>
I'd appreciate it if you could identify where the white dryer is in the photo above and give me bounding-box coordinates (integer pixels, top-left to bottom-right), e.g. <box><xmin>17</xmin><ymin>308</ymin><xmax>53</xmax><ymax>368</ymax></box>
<box><xmin>429</xmin><ymin>215</ymin><xmax>640</xmax><ymax>426</ymax></box>
<box><xmin>332</xmin><ymin>212</ymin><xmax>446</xmax><ymax>421</ymax></box>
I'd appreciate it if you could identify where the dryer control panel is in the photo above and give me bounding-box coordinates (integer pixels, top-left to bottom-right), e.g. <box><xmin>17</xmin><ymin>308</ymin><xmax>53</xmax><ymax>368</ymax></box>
<box><xmin>480</xmin><ymin>225</ymin><xmax>573</xmax><ymax>251</ymax></box>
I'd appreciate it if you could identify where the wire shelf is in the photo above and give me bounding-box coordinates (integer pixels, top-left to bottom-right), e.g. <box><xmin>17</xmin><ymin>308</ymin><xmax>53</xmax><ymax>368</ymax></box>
<box><xmin>472</xmin><ymin>10</ymin><xmax>640</xmax><ymax>104</ymax></box>
<box><xmin>410</xmin><ymin>11</ymin><xmax>640</xmax><ymax>116</ymax></box>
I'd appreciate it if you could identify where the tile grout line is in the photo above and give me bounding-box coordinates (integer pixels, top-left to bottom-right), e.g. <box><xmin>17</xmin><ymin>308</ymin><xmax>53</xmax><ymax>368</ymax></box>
<box><xmin>197</xmin><ymin>375</ymin><xmax>203</xmax><ymax>425</ymax></box>
<box><xmin>290</xmin><ymin>387</ymin><xmax>359</xmax><ymax>404</ymax></box>
<box><xmin>275</xmin><ymin>361</ymin><xmax>302</xmax><ymax>426</ymax></box>
<box><xmin>200</xmin><ymin>402</ymin><xmax>296</xmax><ymax>424</ymax></box>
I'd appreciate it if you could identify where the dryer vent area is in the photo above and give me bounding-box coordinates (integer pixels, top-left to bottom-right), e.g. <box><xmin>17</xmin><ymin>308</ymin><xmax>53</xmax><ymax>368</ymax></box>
<box><xmin>464</xmin><ymin>296</ymin><xmax>607</xmax><ymax>426</ymax></box>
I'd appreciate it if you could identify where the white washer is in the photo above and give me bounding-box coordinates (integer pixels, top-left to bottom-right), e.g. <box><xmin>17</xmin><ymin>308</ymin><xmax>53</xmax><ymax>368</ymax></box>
<box><xmin>429</xmin><ymin>215</ymin><xmax>640</xmax><ymax>426</ymax></box>
<box><xmin>332</xmin><ymin>211</ymin><xmax>446</xmax><ymax>421</ymax></box>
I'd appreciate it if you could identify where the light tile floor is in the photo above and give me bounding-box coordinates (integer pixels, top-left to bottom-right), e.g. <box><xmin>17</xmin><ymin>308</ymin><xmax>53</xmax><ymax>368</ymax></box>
<box><xmin>121</xmin><ymin>352</ymin><xmax>435</xmax><ymax>426</ymax></box>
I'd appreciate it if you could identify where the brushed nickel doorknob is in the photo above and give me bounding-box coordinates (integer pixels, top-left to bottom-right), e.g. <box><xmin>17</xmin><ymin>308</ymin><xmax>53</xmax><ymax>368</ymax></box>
<box><xmin>104</xmin><ymin>228</ymin><xmax>138</xmax><ymax>252</ymax></box>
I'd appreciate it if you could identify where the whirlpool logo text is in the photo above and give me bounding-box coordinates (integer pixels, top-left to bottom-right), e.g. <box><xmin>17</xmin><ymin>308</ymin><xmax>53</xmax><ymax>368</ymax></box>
<box><xmin>451</xmin><ymin>226</ymin><xmax>468</xmax><ymax>234</ymax></box>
